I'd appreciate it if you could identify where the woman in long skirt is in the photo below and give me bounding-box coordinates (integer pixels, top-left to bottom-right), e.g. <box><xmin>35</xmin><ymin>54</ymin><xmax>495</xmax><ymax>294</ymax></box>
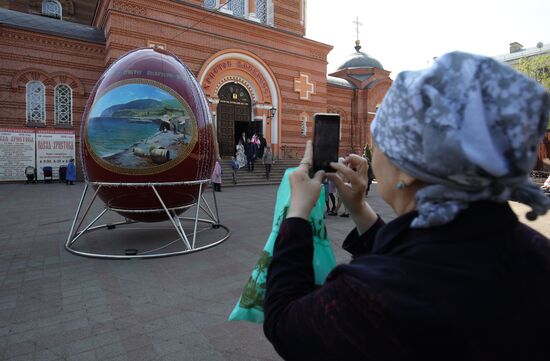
<box><xmin>236</xmin><ymin>140</ymin><xmax>247</xmax><ymax>168</ymax></box>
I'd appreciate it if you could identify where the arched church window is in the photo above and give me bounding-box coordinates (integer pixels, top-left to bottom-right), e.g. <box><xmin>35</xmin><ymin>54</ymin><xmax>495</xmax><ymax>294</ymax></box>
<box><xmin>42</xmin><ymin>0</ymin><xmax>62</xmax><ymax>19</ymax></box>
<box><xmin>26</xmin><ymin>81</ymin><xmax>46</xmax><ymax>124</ymax></box>
<box><xmin>300</xmin><ymin>113</ymin><xmax>308</xmax><ymax>137</ymax></box>
<box><xmin>55</xmin><ymin>84</ymin><xmax>72</xmax><ymax>125</ymax></box>
<box><xmin>231</xmin><ymin>0</ymin><xmax>245</xmax><ymax>17</ymax></box>
<box><xmin>256</xmin><ymin>0</ymin><xmax>267</xmax><ymax>23</ymax></box>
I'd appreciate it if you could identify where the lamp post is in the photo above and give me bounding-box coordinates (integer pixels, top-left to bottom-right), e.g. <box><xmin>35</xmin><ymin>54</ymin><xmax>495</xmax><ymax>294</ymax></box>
<box><xmin>267</xmin><ymin>107</ymin><xmax>276</xmax><ymax>118</ymax></box>
<box><xmin>265</xmin><ymin>107</ymin><xmax>276</xmax><ymax>153</ymax></box>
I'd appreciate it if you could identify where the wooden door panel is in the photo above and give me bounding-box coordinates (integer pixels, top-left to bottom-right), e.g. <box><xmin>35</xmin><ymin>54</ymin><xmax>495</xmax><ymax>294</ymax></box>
<box><xmin>234</xmin><ymin>105</ymin><xmax>249</xmax><ymax>122</ymax></box>
<box><xmin>217</xmin><ymin>83</ymin><xmax>252</xmax><ymax>156</ymax></box>
<box><xmin>218</xmin><ymin>104</ymin><xmax>234</xmax><ymax>156</ymax></box>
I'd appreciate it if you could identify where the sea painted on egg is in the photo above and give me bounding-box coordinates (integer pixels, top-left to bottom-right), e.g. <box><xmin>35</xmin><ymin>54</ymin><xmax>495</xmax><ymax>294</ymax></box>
<box><xmin>86</xmin><ymin>82</ymin><xmax>196</xmax><ymax>170</ymax></box>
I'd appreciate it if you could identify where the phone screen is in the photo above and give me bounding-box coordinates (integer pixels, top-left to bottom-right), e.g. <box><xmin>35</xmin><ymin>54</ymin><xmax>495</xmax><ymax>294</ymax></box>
<box><xmin>313</xmin><ymin>113</ymin><xmax>340</xmax><ymax>172</ymax></box>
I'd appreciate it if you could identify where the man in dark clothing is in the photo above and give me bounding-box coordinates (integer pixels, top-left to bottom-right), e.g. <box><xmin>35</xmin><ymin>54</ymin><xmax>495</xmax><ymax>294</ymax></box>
<box><xmin>244</xmin><ymin>138</ymin><xmax>258</xmax><ymax>172</ymax></box>
<box><xmin>258</xmin><ymin>133</ymin><xmax>267</xmax><ymax>159</ymax></box>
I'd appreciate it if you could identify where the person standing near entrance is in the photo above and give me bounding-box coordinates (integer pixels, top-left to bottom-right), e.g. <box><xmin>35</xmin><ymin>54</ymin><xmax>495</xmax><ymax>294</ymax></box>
<box><xmin>258</xmin><ymin>133</ymin><xmax>267</xmax><ymax>159</ymax></box>
<box><xmin>245</xmin><ymin>138</ymin><xmax>258</xmax><ymax>172</ymax></box>
<box><xmin>231</xmin><ymin>156</ymin><xmax>239</xmax><ymax>184</ymax></box>
<box><xmin>211</xmin><ymin>157</ymin><xmax>222</xmax><ymax>191</ymax></box>
<box><xmin>251</xmin><ymin>133</ymin><xmax>260</xmax><ymax>153</ymax></box>
<box><xmin>236</xmin><ymin>139</ymin><xmax>247</xmax><ymax>169</ymax></box>
<box><xmin>326</xmin><ymin>180</ymin><xmax>337</xmax><ymax>215</ymax></box>
<box><xmin>263</xmin><ymin>145</ymin><xmax>274</xmax><ymax>179</ymax></box>
<box><xmin>66</xmin><ymin>159</ymin><xmax>76</xmax><ymax>185</ymax></box>
<box><xmin>240</xmin><ymin>132</ymin><xmax>247</xmax><ymax>147</ymax></box>
<box><xmin>65</xmin><ymin>158</ymin><xmax>76</xmax><ymax>185</ymax></box>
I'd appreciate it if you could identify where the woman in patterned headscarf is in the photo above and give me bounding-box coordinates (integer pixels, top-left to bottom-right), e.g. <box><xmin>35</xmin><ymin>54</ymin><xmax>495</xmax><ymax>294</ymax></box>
<box><xmin>263</xmin><ymin>52</ymin><xmax>550</xmax><ymax>360</ymax></box>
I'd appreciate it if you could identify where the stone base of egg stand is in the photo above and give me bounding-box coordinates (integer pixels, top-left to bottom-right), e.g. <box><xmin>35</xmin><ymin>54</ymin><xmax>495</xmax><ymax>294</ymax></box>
<box><xmin>65</xmin><ymin>180</ymin><xmax>230</xmax><ymax>259</ymax></box>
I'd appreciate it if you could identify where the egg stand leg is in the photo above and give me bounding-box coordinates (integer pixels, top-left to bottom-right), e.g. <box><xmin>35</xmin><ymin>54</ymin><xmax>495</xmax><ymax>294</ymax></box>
<box><xmin>66</xmin><ymin>183</ymin><xmax>89</xmax><ymax>249</ymax></box>
<box><xmin>197</xmin><ymin>182</ymin><xmax>221</xmax><ymax>226</ymax></box>
<box><xmin>173</xmin><ymin>213</ymin><xmax>192</xmax><ymax>250</ymax></box>
<box><xmin>66</xmin><ymin>184</ymin><xmax>109</xmax><ymax>247</ymax></box>
<box><xmin>66</xmin><ymin>183</ymin><xmax>89</xmax><ymax>247</ymax></box>
<box><xmin>151</xmin><ymin>185</ymin><xmax>192</xmax><ymax>250</ymax></box>
<box><xmin>199</xmin><ymin>194</ymin><xmax>217</xmax><ymax>223</ymax></box>
<box><xmin>199</xmin><ymin>201</ymin><xmax>215</xmax><ymax>221</ymax></box>
<box><xmin>191</xmin><ymin>182</ymin><xmax>203</xmax><ymax>249</ymax></box>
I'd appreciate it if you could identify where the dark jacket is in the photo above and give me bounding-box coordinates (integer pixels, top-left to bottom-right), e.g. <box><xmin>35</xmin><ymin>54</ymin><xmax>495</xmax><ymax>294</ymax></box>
<box><xmin>264</xmin><ymin>201</ymin><xmax>550</xmax><ymax>361</ymax></box>
<box><xmin>259</xmin><ymin>136</ymin><xmax>267</xmax><ymax>157</ymax></box>
<box><xmin>245</xmin><ymin>142</ymin><xmax>258</xmax><ymax>160</ymax></box>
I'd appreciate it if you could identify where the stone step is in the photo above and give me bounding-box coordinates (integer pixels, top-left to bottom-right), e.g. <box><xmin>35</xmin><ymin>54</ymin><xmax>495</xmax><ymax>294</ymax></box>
<box><xmin>214</xmin><ymin>158</ymin><xmax>300</xmax><ymax>187</ymax></box>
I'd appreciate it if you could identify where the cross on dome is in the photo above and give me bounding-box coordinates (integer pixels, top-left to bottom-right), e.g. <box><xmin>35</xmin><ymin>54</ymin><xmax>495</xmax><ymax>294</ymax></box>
<box><xmin>353</xmin><ymin>17</ymin><xmax>362</xmax><ymax>42</ymax></box>
<box><xmin>353</xmin><ymin>17</ymin><xmax>363</xmax><ymax>52</ymax></box>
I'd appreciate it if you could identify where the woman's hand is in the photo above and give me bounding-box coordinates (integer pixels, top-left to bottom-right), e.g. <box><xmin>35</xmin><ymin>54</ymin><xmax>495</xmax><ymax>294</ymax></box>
<box><xmin>287</xmin><ymin>141</ymin><xmax>325</xmax><ymax>220</ymax></box>
<box><xmin>327</xmin><ymin>155</ymin><xmax>369</xmax><ymax>213</ymax></box>
<box><xmin>327</xmin><ymin>155</ymin><xmax>378</xmax><ymax>234</ymax></box>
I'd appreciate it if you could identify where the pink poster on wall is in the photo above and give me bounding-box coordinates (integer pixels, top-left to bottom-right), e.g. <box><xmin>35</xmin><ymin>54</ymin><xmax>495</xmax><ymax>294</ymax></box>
<box><xmin>36</xmin><ymin>129</ymin><xmax>76</xmax><ymax>180</ymax></box>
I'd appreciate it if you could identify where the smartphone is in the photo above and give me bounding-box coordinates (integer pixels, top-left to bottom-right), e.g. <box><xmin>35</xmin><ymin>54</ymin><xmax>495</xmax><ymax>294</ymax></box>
<box><xmin>312</xmin><ymin>113</ymin><xmax>340</xmax><ymax>173</ymax></box>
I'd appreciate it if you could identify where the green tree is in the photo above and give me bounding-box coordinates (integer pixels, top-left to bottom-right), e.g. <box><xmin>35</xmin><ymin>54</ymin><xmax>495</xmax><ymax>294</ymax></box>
<box><xmin>515</xmin><ymin>54</ymin><xmax>550</xmax><ymax>129</ymax></box>
<box><xmin>515</xmin><ymin>54</ymin><xmax>550</xmax><ymax>91</ymax></box>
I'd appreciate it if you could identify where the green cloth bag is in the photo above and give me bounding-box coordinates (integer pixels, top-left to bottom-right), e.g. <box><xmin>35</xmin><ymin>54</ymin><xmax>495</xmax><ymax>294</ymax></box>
<box><xmin>228</xmin><ymin>168</ymin><xmax>337</xmax><ymax>323</ymax></box>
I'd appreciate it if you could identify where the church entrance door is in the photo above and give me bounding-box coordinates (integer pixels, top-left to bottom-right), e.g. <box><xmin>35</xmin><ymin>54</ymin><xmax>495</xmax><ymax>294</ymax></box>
<box><xmin>217</xmin><ymin>83</ymin><xmax>253</xmax><ymax>157</ymax></box>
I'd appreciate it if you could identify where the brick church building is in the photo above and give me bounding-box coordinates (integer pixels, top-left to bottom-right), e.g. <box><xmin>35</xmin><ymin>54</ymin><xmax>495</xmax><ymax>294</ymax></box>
<box><xmin>0</xmin><ymin>0</ymin><xmax>391</xmax><ymax>179</ymax></box>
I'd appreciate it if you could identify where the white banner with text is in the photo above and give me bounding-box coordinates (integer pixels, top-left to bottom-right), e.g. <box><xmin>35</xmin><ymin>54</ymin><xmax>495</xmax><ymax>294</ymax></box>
<box><xmin>36</xmin><ymin>129</ymin><xmax>76</xmax><ymax>180</ymax></box>
<box><xmin>0</xmin><ymin>128</ymin><xmax>36</xmax><ymax>181</ymax></box>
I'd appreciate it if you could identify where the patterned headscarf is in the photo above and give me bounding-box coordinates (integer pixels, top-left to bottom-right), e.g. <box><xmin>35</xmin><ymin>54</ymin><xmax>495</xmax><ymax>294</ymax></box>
<box><xmin>371</xmin><ymin>51</ymin><xmax>550</xmax><ymax>228</ymax></box>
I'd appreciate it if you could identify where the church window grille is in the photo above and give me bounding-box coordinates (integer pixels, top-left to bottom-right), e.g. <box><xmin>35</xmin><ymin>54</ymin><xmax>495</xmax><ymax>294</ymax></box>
<box><xmin>232</xmin><ymin>0</ymin><xmax>245</xmax><ymax>17</ymax></box>
<box><xmin>256</xmin><ymin>0</ymin><xmax>267</xmax><ymax>23</ymax></box>
<box><xmin>42</xmin><ymin>0</ymin><xmax>62</xmax><ymax>19</ymax></box>
<box><xmin>300</xmin><ymin>0</ymin><xmax>306</xmax><ymax>25</ymax></box>
<box><xmin>27</xmin><ymin>80</ymin><xmax>46</xmax><ymax>123</ymax></box>
<box><xmin>338</xmin><ymin>113</ymin><xmax>343</xmax><ymax>140</ymax></box>
<box><xmin>55</xmin><ymin>84</ymin><xmax>72</xmax><ymax>125</ymax></box>
<box><xmin>300</xmin><ymin>113</ymin><xmax>308</xmax><ymax>137</ymax></box>
<box><xmin>26</xmin><ymin>81</ymin><xmax>46</xmax><ymax>124</ymax></box>
<box><xmin>204</xmin><ymin>0</ymin><xmax>217</xmax><ymax>9</ymax></box>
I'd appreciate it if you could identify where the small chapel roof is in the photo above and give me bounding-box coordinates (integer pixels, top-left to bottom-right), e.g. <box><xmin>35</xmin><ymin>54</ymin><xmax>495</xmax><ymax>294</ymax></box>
<box><xmin>337</xmin><ymin>40</ymin><xmax>384</xmax><ymax>70</ymax></box>
<box><xmin>327</xmin><ymin>76</ymin><xmax>353</xmax><ymax>89</ymax></box>
<box><xmin>0</xmin><ymin>8</ymin><xmax>105</xmax><ymax>44</ymax></box>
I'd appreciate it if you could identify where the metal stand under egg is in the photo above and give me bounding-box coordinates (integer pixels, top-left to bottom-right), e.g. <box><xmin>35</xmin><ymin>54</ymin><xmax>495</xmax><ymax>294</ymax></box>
<box><xmin>65</xmin><ymin>179</ymin><xmax>230</xmax><ymax>259</ymax></box>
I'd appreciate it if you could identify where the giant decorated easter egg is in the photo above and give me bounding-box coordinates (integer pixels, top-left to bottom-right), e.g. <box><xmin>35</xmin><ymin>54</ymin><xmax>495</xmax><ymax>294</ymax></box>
<box><xmin>81</xmin><ymin>48</ymin><xmax>216</xmax><ymax>222</ymax></box>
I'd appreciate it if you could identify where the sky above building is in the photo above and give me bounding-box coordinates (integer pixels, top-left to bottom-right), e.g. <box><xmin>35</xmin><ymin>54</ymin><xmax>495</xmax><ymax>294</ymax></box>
<box><xmin>306</xmin><ymin>0</ymin><xmax>550</xmax><ymax>78</ymax></box>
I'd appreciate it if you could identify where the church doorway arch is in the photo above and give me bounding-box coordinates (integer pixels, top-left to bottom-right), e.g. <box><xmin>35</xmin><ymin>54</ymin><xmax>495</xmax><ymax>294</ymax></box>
<box><xmin>217</xmin><ymin>83</ymin><xmax>259</xmax><ymax>157</ymax></box>
<box><xmin>198</xmin><ymin>49</ymin><xmax>281</xmax><ymax>155</ymax></box>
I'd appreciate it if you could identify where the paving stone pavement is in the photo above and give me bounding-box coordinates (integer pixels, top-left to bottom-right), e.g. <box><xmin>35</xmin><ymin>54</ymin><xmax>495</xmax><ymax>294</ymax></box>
<box><xmin>0</xmin><ymin>181</ymin><xmax>548</xmax><ymax>361</ymax></box>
